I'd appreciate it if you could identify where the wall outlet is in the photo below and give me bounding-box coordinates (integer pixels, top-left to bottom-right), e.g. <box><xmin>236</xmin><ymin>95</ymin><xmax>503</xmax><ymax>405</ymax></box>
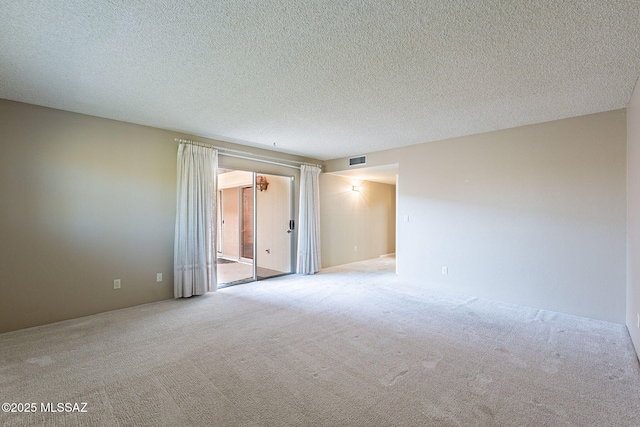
<box><xmin>442</xmin><ymin>267</ymin><xmax>448</xmax><ymax>275</ymax></box>
<box><xmin>113</xmin><ymin>279</ymin><xmax>121</xmax><ymax>289</ymax></box>
<box><xmin>156</xmin><ymin>273</ymin><xmax>162</xmax><ymax>282</ymax></box>
<box><xmin>354</xmin><ymin>245</ymin><xmax>358</xmax><ymax>252</ymax></box>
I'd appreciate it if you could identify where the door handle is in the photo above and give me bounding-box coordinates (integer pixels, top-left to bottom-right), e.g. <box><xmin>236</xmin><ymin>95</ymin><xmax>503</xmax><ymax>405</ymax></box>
<box><xmin>287</xmin><ymin>219</ymin><xmax>295</xmax><ymax>233</ymax></box>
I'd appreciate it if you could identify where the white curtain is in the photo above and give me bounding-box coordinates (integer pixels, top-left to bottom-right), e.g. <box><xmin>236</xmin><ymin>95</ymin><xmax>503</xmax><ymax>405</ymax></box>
<box><xmin>174</xmin><ymin>143</ymin><xmax>218</xmax><ymax>298</ymax></box>
<box><xmin>297</xmin><ymin>164</ymin><xmax>321</xmax><ymax>274</ymax></box>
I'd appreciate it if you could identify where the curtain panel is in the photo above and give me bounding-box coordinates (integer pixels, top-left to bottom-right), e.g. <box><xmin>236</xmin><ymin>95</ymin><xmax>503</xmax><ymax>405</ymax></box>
<box><xmin>297</xmin><ymin>164</ymin><xmax>321</xmax><ymax>274</ymax></box>
<box><xmin>174</xmin><ymin>144</ymin><xmax>218</xmax><ymax>297</ymax></box>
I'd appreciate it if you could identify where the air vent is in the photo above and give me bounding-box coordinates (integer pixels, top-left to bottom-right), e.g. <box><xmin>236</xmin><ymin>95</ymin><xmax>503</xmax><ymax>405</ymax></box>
<box><xmin>348</xmin><ymin>155</ymin><xmax>367</xmax><ymax>167</ymax></box>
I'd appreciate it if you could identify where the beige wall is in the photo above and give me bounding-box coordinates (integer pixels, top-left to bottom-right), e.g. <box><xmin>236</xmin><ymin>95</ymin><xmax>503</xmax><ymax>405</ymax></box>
<box><xmin>320</xmin><ymin>173</ymin><xmax>396</xmax><ymax>268</ymax></box>
<box><xmin>0</xmin><ymin>99</ymin><xmax>317</xmax><ymax>333</ymax></box>
<box><xmin>326</xmin><ymin>110</ymin><xmax>627</xmax><ymax>323</ymax></box>
<box><xmin>219</xmin><ymin>171</ymin><xmax>252</xmax><ymax>260</ymax></box>
<box><xmin>0</xmin><ymin>100</ymin><xmax>176</xmax><ymax>333</ymax></box>
<box><xmin>221</xmin><ymin>187</ymin><xmax>241</xmax><ymax>259</ymax></box>
<box><xmin>628</xmin><ymin>79</ymin><xmax>640</xmax><ymax>355</ymax></box>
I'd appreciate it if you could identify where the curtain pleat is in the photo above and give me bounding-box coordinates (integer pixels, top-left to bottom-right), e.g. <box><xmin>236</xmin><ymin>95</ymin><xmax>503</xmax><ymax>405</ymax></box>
<box><xmin>174</xmin><ymin>144</ymin><xmax>218</xmax><ymax>297</ymax></box>
<box><xmin>297</xmin><ymin>165</ymin><xmax>321</xmax><ymax>274</ymax></box>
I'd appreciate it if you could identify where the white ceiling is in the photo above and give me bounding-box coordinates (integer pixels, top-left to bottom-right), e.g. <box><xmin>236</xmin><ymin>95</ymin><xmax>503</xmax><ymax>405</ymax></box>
<box><xmin>1</xmin><ymin>1</ymin><xmax>639</xmax><ymax>161</ymax></box>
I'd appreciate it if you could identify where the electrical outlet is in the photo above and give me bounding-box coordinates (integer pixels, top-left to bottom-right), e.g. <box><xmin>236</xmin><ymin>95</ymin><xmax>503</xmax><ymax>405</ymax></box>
<box><xmin>113</xmin><ymin>279</ymin><xmax>121</xmax><ymax>289</ymax></box>
<box><xmin>442</xmin><ymin>267</ymin><xmax>448</xmax><ymax>275</ymax></box>
<box><xmin>354</xmin><ymin>245</ymin><xmax>358</xmax><ymax>252</ymax></box>
<box><xmin>156</xmin><ymin>273</ymin><xmax>162</xmax><ymax>282</ymax></box>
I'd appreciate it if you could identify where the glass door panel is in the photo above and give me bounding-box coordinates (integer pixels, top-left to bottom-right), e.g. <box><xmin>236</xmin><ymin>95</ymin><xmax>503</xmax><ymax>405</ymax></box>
<box><xmin>216</xmin><ymin>170</ymin><xmax>255</xmax><ymax>287</ymax></box>
<box><xmin>255</xmin><ymin>173</ymin><xmax>293</xmax><ymax>280</ymax></box>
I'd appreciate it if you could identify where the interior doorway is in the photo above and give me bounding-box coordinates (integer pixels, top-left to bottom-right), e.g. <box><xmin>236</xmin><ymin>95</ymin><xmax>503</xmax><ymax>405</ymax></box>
<box><xmin>217</xmin><ymin>169</ymin><xmax>294</xmax><ymax>287</ymax></box>
<box><xmin>326</xmin><ymin>164</ymin><xmax>398</xmax><ymax>274</ymax></box>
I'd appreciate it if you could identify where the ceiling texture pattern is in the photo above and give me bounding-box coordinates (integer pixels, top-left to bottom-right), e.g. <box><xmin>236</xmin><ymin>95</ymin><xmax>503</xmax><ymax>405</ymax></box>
<box><xmin>1</xmin><ymin>1</ymin><xmax>639</xmax><ymax>160</ymax></box>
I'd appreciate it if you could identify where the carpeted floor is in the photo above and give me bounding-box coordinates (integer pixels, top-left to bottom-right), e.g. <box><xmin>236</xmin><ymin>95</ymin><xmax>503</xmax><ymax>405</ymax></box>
<box><xmin>1</xmin><ymin>257</ymin><xmax>639</xmax><ymax>426</ymax></box>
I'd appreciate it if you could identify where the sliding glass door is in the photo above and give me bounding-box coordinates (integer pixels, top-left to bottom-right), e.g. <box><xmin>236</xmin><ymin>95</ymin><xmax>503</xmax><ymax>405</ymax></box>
<box><xmin>255</xmin><ymin>173</ymin><xmax>293</xmax><ymax>280</ymax></box>
<box><xmin>217</xmin><ymin>170</ymin><xmax>293</xmax><ymax>287</ymax></box>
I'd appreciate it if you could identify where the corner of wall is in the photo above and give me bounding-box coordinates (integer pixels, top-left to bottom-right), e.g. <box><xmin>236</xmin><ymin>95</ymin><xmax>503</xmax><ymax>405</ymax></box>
<box><xmin>627</xmin><ymin>76</ymin><xmax>640</xmax><ymax>359</ymax></box>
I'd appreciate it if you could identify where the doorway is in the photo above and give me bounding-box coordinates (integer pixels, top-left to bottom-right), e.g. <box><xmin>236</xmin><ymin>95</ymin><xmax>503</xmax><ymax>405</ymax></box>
<box><xmin>217</xmin><ymin>169</ymin><xmax>294</xmax><ymax>287</ymax></box>
<box><xmin>326</xmin><ymin>164</ymin><xmax>398</xmax><ymax>274</ymax></box>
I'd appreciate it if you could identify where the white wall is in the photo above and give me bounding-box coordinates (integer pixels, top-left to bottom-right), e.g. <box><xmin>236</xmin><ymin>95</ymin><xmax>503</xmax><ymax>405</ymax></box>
<box><xmin>325</xmin><ymin>110</ymin><xmax>627</xmax><ymax>323</ymax></box>
<box><xmin>627</xmin><ymin>78</ymin><xmax>640</xmax><ymax>356</ymax></box>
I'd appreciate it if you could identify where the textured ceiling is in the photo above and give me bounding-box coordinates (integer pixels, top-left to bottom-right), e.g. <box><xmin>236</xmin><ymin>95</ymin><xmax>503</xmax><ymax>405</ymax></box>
<box><xmin>1</xmin><ymin>1</ymin><xmax>639</xmax><ymax>161</ymax></box>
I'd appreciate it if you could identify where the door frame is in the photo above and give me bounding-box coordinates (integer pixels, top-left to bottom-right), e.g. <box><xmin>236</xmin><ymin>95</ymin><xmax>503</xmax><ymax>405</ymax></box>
<box><xmin>240</xmin><ymin>184</ymin><xmax>255</xmax><ymax>265</ymax></box>
<box><xmin>216</xmin><ymin>169</ymin><xmax>295</xmax><ymax>286</ymax></box>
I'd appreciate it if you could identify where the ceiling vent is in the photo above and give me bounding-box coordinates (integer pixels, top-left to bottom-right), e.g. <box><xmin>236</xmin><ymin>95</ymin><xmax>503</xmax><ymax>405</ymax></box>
<box><xmin>348</xmin><ymin>155</ymin><xmax>367</xmax><ymax>167</ymax></box>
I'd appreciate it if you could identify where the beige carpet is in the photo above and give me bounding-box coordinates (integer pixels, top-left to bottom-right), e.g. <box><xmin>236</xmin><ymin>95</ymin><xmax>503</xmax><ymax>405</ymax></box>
<box><xmin>1</xmin><ymin>257</ymin><xmax>639</xmax><ymax>426</ymax></box>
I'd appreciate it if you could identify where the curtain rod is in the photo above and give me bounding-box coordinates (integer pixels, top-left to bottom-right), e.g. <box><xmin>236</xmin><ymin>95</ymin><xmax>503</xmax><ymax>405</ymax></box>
<box><xmin>174</xmin><ymin>138</ymin><xmax>322</xmax><ymax>170</ymax></box>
